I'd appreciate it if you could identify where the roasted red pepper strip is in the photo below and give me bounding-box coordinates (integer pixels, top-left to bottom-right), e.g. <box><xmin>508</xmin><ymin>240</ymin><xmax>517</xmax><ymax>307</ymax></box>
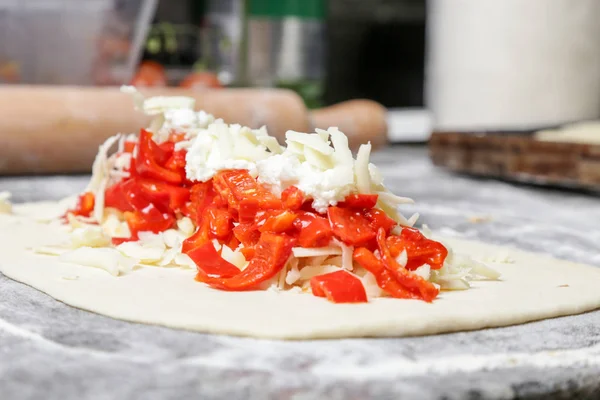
<box><xmin>207</xmin><ymin>207</ymin><xmax>234</xmax><ymax>240</ymax></box>
<box><xmin>376</xmin><ymin>228</ymin><xmax>439</xmax><ymax>302</ymax></box>
<box><xmin>339</xmin><ymin>193</ymin><xmax>378</xmax><ymax>209</ymax></box>
<box><xmin>233</xmin><ymin>223</ymin><xmax>261</xmax><ymax>247</ymax></box>
<box><xmin>353</xmin><ymin>247</ymin><xmax>421</xmax><ymax>300</ymax></box>
<box><xmin>123</xmin><ymin>141</ymin><xmax>137</xmax><ymax>153</ymax></box>
<box><xmin>258</xmin><ymin>210</ymin><xmax>297</xmax><ymax>233</ymax></box>
<box><xmin>105</xmin><ymin>181</ymin><xmax>133</xmax><ymax>211</ymax></box>
<box><xmin>365</xmin><ymin>208</ymin><xmax>397</xmax><ymax>233</ymax></box>
<box><xmin>328</xmin><ymin>206</ymin><xmax>376</xmax><ymax>246</ymax></box>
<box><xmin>281</xmin><ymin>186</ymin><xmax>304</xmax><ymax>211</ymax></box>
<box><xmin>137</xmin><ymin>179</ymin><xmax>190</xmax><ymax>212</ymax></box>
<box><xmin>310</xmin><ymin>270</ymin><xmax>368</xmax><ymax>303</ymax></box>
<box><xmin>238</xmin><ymin>198</ymin><xmax>261</xmax><ymax>224</ymax></box>
<box><xmin>186</xmin><ymin>181</ymin><xmax>216</xmax><ymax>224</ymax></box>
<box><xmin>168</xmin><ymin>132</ymin><xmax>186</xmax><ymax>143</ymax></box>
<box><xmin>124</xmin><ymin>205</ymin><xmax>175</xmax><ymax>236</ymax></box>
<box><xmin>195</xmin><ymin>232</ymin><xmax>296</xmax><ymax>291</ymax></box>
<box><xmin>188</xmin><ymin>243</ymin><xmax>241</xmax><ymax>278</ymax></box>
<box><xmin>157</xmin><ymin>141</ymin><xmax>175</xmax><ymax>164</ymax></box>
<box><xmin>67</xmin><ymin>192</ymin><xmax>95</xmax><ymax>217</ymax></box>
<box><xmin>182</xmin><ymin>217</ymin><xmax>211</xmax><ymax>253</ymax></box>
<box><xmin>239</xmin><ymin>246</ymin><xmax>255</xmax><ymax>260</ymax></box>
<box><xmin>294</xmin><ymin>212</ymin><xmax>333</xmax><ymax>248</ymax></box>
<box><xmin>213</xmin><ymin>170</ymin><xmax>281</xmax><ymax>211</ymax></box>
<box><xmin>135</xmin><ymin>129</ymin><xmax>183</xmax><ymax>184</ymax></box>
<box><xmin>164</xmin><ymin>149</ymin><xmax>187</xmax><ymax>174</ymax></box>
<box><xmin>386</xmin><ymin>227</ymin><xmax>448</xmax><ymax>270</ymax></box>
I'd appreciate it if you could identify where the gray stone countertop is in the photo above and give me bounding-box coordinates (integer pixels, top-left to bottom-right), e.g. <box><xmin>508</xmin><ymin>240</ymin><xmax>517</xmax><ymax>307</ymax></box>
<box><xmin>1</xmin><ymin>145</ymin><xmax>600</xmax><ymax>400</ymax></box>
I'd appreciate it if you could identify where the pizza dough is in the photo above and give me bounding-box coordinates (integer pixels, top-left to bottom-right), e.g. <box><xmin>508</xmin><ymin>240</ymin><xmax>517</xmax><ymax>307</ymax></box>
<box><xmin>1</xmin><ymin>202</ymin><xmax>600</xmax><ymax>340</ymax></box>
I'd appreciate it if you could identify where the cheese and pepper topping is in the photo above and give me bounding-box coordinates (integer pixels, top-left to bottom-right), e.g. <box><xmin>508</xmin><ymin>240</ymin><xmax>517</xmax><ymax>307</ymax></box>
<box><xmin>56</xmin><ymin>88</ymin><xmax>499</xmax><ymax>303</ymax></box>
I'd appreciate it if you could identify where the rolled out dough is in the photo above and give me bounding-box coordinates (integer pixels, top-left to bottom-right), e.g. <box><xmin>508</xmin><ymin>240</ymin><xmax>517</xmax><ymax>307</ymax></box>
<box><xmin>1</xmin><ymin>202</ymin><xmax>600</xmax><ymax>340</ymax></box>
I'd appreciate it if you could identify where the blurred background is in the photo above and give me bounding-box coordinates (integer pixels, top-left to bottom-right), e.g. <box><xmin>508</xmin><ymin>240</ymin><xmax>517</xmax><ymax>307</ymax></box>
<box><xmin>2</xmin><ymin>0</ymin><xmax>600</xmax><ymax>189</ymax></box>
<box><xmin>0</xmin><ymin>0</ymin><xmax>429</xmax><ymax>141</ymax></box>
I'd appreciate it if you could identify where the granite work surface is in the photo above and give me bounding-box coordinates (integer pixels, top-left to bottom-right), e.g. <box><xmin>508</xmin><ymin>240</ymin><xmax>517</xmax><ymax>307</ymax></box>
<box><xmin>1</xmin><ymin>145</ymin><xmax>600</xmax><ymax>400</ymax></box>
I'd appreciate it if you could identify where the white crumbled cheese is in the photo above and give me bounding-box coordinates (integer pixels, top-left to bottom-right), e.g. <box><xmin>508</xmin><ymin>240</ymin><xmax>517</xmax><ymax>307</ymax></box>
<box><xmin>256</xmin><ymin>153</ymin><xmax>302</xmax><ymax>197</ymax></box>
<box><xmin>59</xmin><ymin>247</ymin><xmax>137</xmax><ymax>276</ymax></box>
<box><xmin>0</xmin><ymin>191</ymin><xmax>12</xmax><ymax>214</ymax></box>
<box><xmin>185</xmin><ymin>121</ymin><xmax>269</xmax><ymax>182</ymax></box>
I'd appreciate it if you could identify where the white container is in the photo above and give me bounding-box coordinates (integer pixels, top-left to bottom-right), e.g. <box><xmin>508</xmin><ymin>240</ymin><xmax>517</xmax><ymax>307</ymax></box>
<box><xmin>426</xmin><ymin>0</ymin><xmax>600</xmax><ymax>131</ymax></box>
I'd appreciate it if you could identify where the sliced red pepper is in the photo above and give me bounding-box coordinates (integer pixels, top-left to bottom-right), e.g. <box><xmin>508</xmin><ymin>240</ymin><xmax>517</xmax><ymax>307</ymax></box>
<box><xmin>105</xmin><ymin>181</ymin><xmax>133</xmax><ymax>212</ymax></box>
<box><xmin>352</xmin><ymin>247</ymin><xmax>421</xmax><ymax>300</ymax></box>
<box><xmin>123</xmin><ymin>141</ymin><xmax>137</xmax><ymax>153</ymax></box>
<box><xmin>182</xmin><ymin>217</ymin><xmax>211</xmax><ymax>253</ymax></box>
<box><xmin>227</xmin><ymin>235</ymin><xmax>241</xmax><ymax>250</ymax></box>
<box><xmin>232</xmin><ymin>223</ymin><xmax>261</xmax><ymax>247</ymax></box>
<box><xmin>138</xmin><ymin>179</ymin><xmax>190</xmax><ymax>212</ymax></box>
<box><xmin>164</xmin><ymin>149</ymin><xmax>187</xmax><ymax>174</ymax></box>
<box><xmin>238</xmin><ymin>198</ymin><xmax>260</xmax><ymax>224</ymax></box>
<box><xmin>258</xmin><ymin>210</ymin><xmax>297</xmax><ymax>233</ymax></box>
<box><xmin>195</xmin><ymin>232</ymin><xmax>296</xmax><ymax>291</ymax></box>
<box><xmin>207</xmin><ymin>207</ymin><xmax>234</xmax><ymax>240</ymax></box>
<box><xmin>157</xmin><ymin>141</ymin><xmax>175</xmax><ymax>164</ymax></box>
<box><xmin>376</xmin><ymin>228</ymin><xmax>439</xmax><ymax>302</ymax></box>
<box><xmin>186</xmin><ymin>181</ymin><xmax>216</xmax><ymax>224</ymax></box>
<box><xmin>168</xmin><ymin>132</ymin><xmax>186</xmax><ymax>143</ymax></box>
<box><xmin>135</xmin><ymin>129</ymin><xmax>183</xmax><ymax>184</ymax></box>
<box><xmin>294</xmin><ymin>212</ymin><xmax>333</xmax><ymax>248</ymax></box>
<box><xmin>310</xmin><ymin>270</ymin><xmax>368</xmax><ymax>303</ymax></box>
<box><xmin>67</xmin><ymin>192</ymin><xmax>95</xmax><ymax>218</ymax></box>
<box><xmin>212</xmin><ymin>171</ymin><xmax>238</xmax><ymax>208</ymax></box>
<box><xmin>213</xmin><ymin>170</ymin><xmax>281</xmax><ymax>211</ymax></box>
<box><xmin>328</xmin><ymin>206</ymin><xmax>376</xmax><ymax>246</ymax></box>
<box><xmin>365</xmin><ymin>208</ymin><xmax>397</xmax><ymax>234</ymax></box>
<box><xmin>121</xmin><ymin>179</ymin><xmax>155</xmax><ymax>211</ymax></box>
<box><xmin>281</xmin><ymin>186</ymin><xmax>304</xmax><ymax>211</ymax></box>
<box><xmin>187</xmin><ymin>243</ymin><xmax>241</xmax><ymax>278</ymax></box>
<box><xmin>239</xmin><ymin>246</ymin><xmax>255</xmax><ymax>260</ymax></box>
<box><xmin>339</xmin><ymin>193</ymin><xmax>378</xmax><ymax>209</ymax></box>
<box><xmin>124</xmin><ymin>205</ymin><xmax>175</xmax><ymax>236</ymax></box>
<box><xmin>105</xmin><ymin>179</ymin><xmax>153</xmax><ymax>212</ymax></box>
<box><xmin>386</xmin><ymin>227</ymin><xmax>448</xmax><ymax>270</ymax></box>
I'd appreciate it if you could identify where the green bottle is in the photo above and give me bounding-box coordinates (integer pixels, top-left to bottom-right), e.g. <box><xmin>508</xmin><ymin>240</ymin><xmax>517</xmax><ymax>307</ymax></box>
<box><xmin>247</xmin><ymin>0</ymin><xmax>326</xmax><ymax>108</ymax></box>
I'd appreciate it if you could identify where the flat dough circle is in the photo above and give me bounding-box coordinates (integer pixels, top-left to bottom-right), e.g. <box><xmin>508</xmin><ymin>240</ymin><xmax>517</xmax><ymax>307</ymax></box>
<box><xmin>2</xmin><ymin>202</ymin><xmax>600</xmax><ymax>340</ymax></box>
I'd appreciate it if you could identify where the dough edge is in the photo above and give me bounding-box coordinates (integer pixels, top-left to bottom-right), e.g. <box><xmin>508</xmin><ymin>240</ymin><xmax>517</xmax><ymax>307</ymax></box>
<box><xmin>1</xmin><ymin>201</ymin><xmax>600</xmax><ymax>340</ymax></box>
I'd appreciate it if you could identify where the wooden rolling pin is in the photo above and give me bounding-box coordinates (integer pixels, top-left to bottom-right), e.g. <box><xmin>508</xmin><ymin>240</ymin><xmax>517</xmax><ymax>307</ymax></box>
<box><xmin>0</xmin><ymin>85</ymin><xmax>387</xmax><ymax>175</ymax></box>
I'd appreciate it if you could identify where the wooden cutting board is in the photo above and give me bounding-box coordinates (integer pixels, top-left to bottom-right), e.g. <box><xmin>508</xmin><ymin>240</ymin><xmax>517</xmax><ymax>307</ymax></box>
<box><xmin>429</xmin><ymin>132</ymin><xmax>600</xmax><ymax>190</ymax></box>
